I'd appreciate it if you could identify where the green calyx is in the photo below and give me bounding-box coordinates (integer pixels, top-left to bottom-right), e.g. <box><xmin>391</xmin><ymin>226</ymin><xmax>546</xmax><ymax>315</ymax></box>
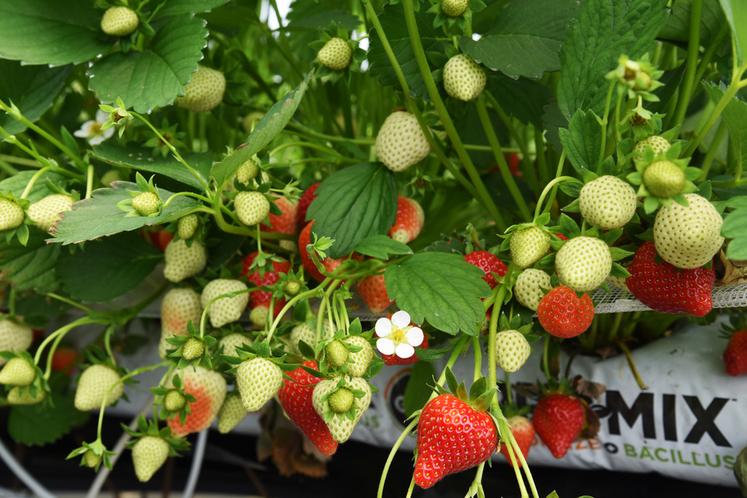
<box><xmin>328</xmin><ymin>387</ymin><xmax>354</xmax><ymax>413</ymax></box>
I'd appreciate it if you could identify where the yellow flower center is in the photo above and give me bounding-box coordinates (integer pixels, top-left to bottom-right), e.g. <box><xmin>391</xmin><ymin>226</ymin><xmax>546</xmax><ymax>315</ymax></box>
<box><xmin>390</xmin><ymin>327</ymin><xmax>407</xmax><ymax>345</ymax></box>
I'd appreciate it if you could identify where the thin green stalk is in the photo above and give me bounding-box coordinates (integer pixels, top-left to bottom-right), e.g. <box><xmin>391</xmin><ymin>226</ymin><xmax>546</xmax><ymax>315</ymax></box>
<box><xmin>85</xmin><ymin>164</ymin><xmax>94</xmax><ymax>199</ymax></box>
<box><xmin>501</xmin><ymin>425</ymin><xmax>529</xmax><ymax>498</ymax></box>
<box><xmin>472</xmin><ymin>335</ymin><xmax>482</xmax><ymax>382</ymax></box>
<box><xmin>672</xmin><ymin>0</ymin><xmax>703</xmax><ymax>128</ymax></box>
<box><xmin>34</xmin><ymin>317</ymin><xmax>105</xmax><ymax>365</ymax></box>
<box><xmin>597</xmin><ymin>80</ymin><xmax>617</xmax><ymax>168</ymax></box>
<box><xmin>535</xmin><ymin>128</ymin><xmax>550</xmax><ymax>185</ymax></box>
<box><xmin>487</xmin><ymin>286</ymin><xmax>507</xmax><ymax>410</ymax></box>
<box><xmin>401</xmin><ymin>0</ymin><xmax>505</xmax><ymax>229</ymax></box>
<box><xmin>377</xmin><ymin>418</ymin><xmax>418</xmax><ymax>498</ymax></box>
<box><xmin>617</xmin><ymin>340</ymin><xmax>647</xmax><ymax>390</ymax></box>
<box><xmin>699</xmin><ymin>120</ymin><xmax>728</xmax><ymax>179</ymax></box>
<box><xmin>0</xmin><ymin>154</ymin><xmax>38</xmax><ymax>167</ymax></box>
<box><xmin>533</xmin><ymin>173</ymin><xmax>573</xmax><ymax>221</ymax></box>
<box><xmin>20</xmin><ymin>166</ymin><xmax>51</xmax><ymax>199</ymax></box>
<box><xmin>504</xmin><ymin>371</ymin><xmax>513</xmax><ymax>406</ymax></box>
<box><xmin>475</xmin><ymin>96</ymin><xmax>531</xmax><ymax>221</ymax></box>
<box><xmin>316</xmin><ymin>280</ymin><xmax>341</xmax><ymax>344</ymax></box>
<box><xmin>692</xmin><ymin>25</ymin><xmax>729</xmax><ymax>107</ymax></box>
<box><xmin>266</xmin><ymin>287</ymin><xmax>325</xmax><ymax>341</ymax></box>
<box><xmin>542</xmin><ymin>335</ymin><xmax>552</xmax><ymax>380</ymax></box>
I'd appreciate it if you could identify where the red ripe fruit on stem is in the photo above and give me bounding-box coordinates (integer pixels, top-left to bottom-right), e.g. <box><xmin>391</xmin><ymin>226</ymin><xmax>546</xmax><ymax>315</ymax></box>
<box><xmin>143</xmin><ymin>229</ymin><xmax>172</xmax><ymax>252</ymax></box>
<box><xmin>464</xmin><ymin>250</ymin><xmax>507</xmax><ymax>288</ymax></box>
<box><xmin>357</xmin><ymin>274</ymin><xmax>392</xmax><ymax>313</ymax></box>
<box><xmin>724</xmin><ymin>330</ymin><xmax>747</xmax><ymax>376</ymax></box>
<box><xmin>626</xmin><ymin>242</ymin><xmax>714</xmax><ymax>317</ymax></box>
<box><xmin>537</xmin><ymin>286</ymin><xmax>594</xmax><ymax>338</ymax></box>
<box><xmin>500</xmin><ymin>415</ymin><xmax>535</xmax><ymax>464</ymax></box>
<box><xmin>242</xmin><ymin>251</ymin><xmax>291</xmax><ymax>307</ymax></box>
<box><xmin>262</xmin><ymin>197</ymin><xmax>298</xmax><ymax>235</ymax></box>
<box><xmin>388</xmin><ymin>196</ymin><xmax>424</xmax><ymax>244</ymax></box>
<box><xmin>533</xmin><ymin>393</ymin><xmax>585</xmax><ymax>459</ymax></box>
<box><xmin>298</xmin><ymin>222</ymin><xmax>343</xmax><ymax>282</ymax></box>
<box><xmin>413</xmin><ymin>393</ymin><xmax>497</xmax><ymax>489</ymax></box>
<box><xmin>296</xmin><ymin>182</ymin><xmax>320</xmax><ymax>227</ymax></box>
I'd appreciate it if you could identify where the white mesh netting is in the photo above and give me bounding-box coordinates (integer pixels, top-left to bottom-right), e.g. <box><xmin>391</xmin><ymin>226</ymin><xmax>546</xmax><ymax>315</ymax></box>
<box><xmin>591</xmin><ymin>282</ymin><xmax>747</xmax><ymax>314</ymax></box>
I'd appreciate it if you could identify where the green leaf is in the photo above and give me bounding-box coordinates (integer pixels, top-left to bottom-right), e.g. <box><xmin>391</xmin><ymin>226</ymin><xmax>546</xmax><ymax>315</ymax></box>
<box><xmin>88</xmin><ymin>15</ymin><xmax>208</xmax><ymax>113</ymax></box>
<box><xmin>722</xmin><ymin>208</ymin><xmax>747</xmax><ymax>238</ymax></box>
<box><xmin>0</xmin><ymin>170</ymin><xmax>67</xmax><ymax>202</ymax></box>
<box><xmin>659</xmin><ymin>0</ymin><xmax>725</xmax><ymax>45</ymax></box>
<box><xmin>705</xmin><ymin>84</ymin><xmax>747</xmax><ymax>176</ymax></box>
<box><xmin>307</xmin><ymin>164</ymin><xmax>397</xmax><ymax>258</ymax></box>
<box><xmin>384</xmin><ymin>252</ymin><xmax>491</xmax><ymax>335</ymax></box>
<box><xmin>0</xmin><ymin>230</ymin><xmax>60</xmax><ymax>292</ymax></box>
<box><xmin>557</xmin><ymin>0</ymin><xmax>668</xmax><ymax>118</ymax></box>
<box><xmin>156</xmin><ymin>0</ymin><xmax>230</xmax><ymax>16</ymax></box>
<box><xmin>459</xmin><ymin>0</ymin><xmax>578</xmax><ymax>79</ymax></box>
<box><xmin>210</xmin><ymin>73</ymin><xmax>311</xmax><ymax>186</ymax></box>
<box><xmin>558</xmin><ymin>110</ymin><xmax>602</xmax><ymax>174</ymax></box>
<box><xmin>354</xmin><ymin>235</ymin><xmax>413</xmax><ymax>260</ymax></box>
<box><xmin>0</xmin><ymin>60</ymin><xmax>71</xmax><ymax>135</ymax></box>
<box><xmin>51</xmin><ymin>182</ymin><xmax>199</xmax><ymax>244</ymax></box>
<box><xmin>8</xmin><ymin>379</ymin><xmax>87</xmax><ymax>446</ymax></box>
<box><xmin>727</xmin><ymin>237</ymin><xmax>747</xmax><ymax>260</ymax></box>
<box><xmin>720</xmin><ymin>0</ymin><xmax>747</xmax><ymax>66</ymax></box>
<box><xmin>403</xmin><ymin>361</ymin><xmax>435</xmax><ymax>417</ymax></box>
<box><xmin>92</xmin><ymin>143</ymin><xmax>212</xmax><ymax>190</ymax></box>
<box><xmin>488</xmin><ymin>74</ymin><xmax>552</xmax><ymax>127</ymax></box>
<box><xmin>57</xmin><ymin>232</ymin><xmax>160</xmax><ymax>302</ymax></box>
<box><xmin>0</xmin><ymin>0</ymin><xmax>110</xmax><ymax>66</ymax></box>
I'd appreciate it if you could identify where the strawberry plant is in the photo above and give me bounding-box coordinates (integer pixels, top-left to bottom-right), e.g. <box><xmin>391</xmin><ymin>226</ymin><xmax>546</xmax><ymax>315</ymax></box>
<box><xmin>1</xmin><ymin>0</ymin><xmax>747</xmax><ymax>496</ymax></box>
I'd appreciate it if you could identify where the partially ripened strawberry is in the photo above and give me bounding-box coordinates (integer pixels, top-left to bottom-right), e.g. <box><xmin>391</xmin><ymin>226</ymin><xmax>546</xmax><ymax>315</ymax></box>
<box><xmin>464</xmin><ymin>250</ymin><xmax>507</xmax><ymax>288</ymax></box>
<box><xmin>537</xmin><ymin>286</ymin><xmax>594</xmax><ymax>338</ymax></box>
<box><xmin>167</xmin><ymin>366</ymin><xmax>227</xmax><ymax>437</ymax></box>
<box><xmin>724</xmin><ymin>330</ymin><xmax>747</xmax><ymax>376</ymax></box>
<box><xmin>262</xmin><ymin>197</ymin><xmax>298</xmax><ymax>235</ymax></box>
<box><xmin>74</xmin><ymin>364</ymin><xmax>124</xmax><ymax>411</ymax></box>
<box><xmin>533</xmin><ymin>393</ymin><xmax>586</xmax><ymax>458</ymax></box>
<box><xmin>277</xmin><ymin>360</ymin><xmax>339</xmax><ymax>456</ymax></box>
<box><xmin>375</xmin><ymin>111</ymin><xmax>430</xmax><ymax>172</ymax></box>
<box><xmin>555</xmin><ymin>236</ymin><xmax>612</xmax><ymax>292</ymax></box>
<box><xmin>510</xmin><ymin>226</ymin><xmax>550</xmax><ymax>269</ymax></box>
<box><xmin>299</xmin><ymin>222</ymin><xmax>343</xmax><ymax>282</ymax></box>
<box><xmin>175</xmin><ymin>65</ymin><xmax>226</xmax><ymax>113</ymax></box>
<box><xmin>626</xmin><ymin>242</ymin><xmax>714</xmax><ymax>316</ymax></box>
<box><xmin>296</xmin><ymin>182</ymin><xmax>319</xmax><ymax>226</ymax></box>
<box><xmin>200</xmin><ymin>279</ymin><xmax>249</xmax><ymax>328</ymax></box>
<box><xmin>100</xmin><ymin>6</ymin><xmax>139</xmax><ymax>36</ymax></box>
<box><xmin>356</xmin><ymin>274</ymin><xmax>392</xmax><ymax>313</ymax></box>
<box><xmin>235</xmin><ymin>191</ymin><xmax>270</xmax><ymax>226</ymax></box>
<box><xmin>500</xmin><ymin>415</ymin><xmax>535</xmax><ymax>463</ymax></box>
<box><xmin>443</xmin><ymin>54</ymin><xmax>486</xmax><ymax>101</ymax></box>
<box><xmin>163</xmin><ymin>239</ymin><xmax>207</xmax><ymax>282</ymax></box>
<box><xmin>159</xmin><ymin>288</ymin><xmax>202</xmax><ymax>357</ymax></box>
<box><xmin>318</xmin><ymin>37</ymin><xmax>352</xmax><ymax>70</ymax></box>
<box><xmin>242</xmin><ymin>251</ymin><xmax>291</xmax><ymax>308</ymax></box>
<box><xmin>389</xmin><ymin>196</ymin><xmax>424</xmax><ymax>243</ymax></box>
<box><xmin>27</xmin><ymin>194</ymin><xmax>74</xmax><ymax>232</ymax></box>
<box><xmin>414</xmin><ymin>393</ymin><xmax>497</xmax><ymax>489</ymax></box>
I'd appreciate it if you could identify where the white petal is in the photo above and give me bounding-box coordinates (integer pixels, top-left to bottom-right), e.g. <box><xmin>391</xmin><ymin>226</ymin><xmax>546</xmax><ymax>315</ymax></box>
<box><xmin>405</xmin><ymin>327</ymin><xmax>424</xmax><ymax>347</ymax></box>
<box><xmin>74</xmin><ymin>121</ymin><xmax>95</xmax><ymax>137</ymax></box>
<box><xmin>88</xmin><ymin>135</ymin><xmax>105</xmax><ymax>146</ymax></box>
<box><xmin>95</xmin><ymin>110</ymin><xmax>109</xmax><ymax>123</ymax></box>
<box><xmin>376</xmin><ymin>337</ymin><xmax>395</xmax><ymax>356</ymax></box>
<box><xmin>102</xmin><ymin>126</ymin><xmax>115</xmax><ymax>139</ymax></box>
<box><xmin>391</xmin><ymin>310</ymin><xmax>411</xmax><ymax>328</ymax></box>
<box><xmin>375</xmin><ymin>317</ymin><xmax>392</xmax><ymax>337</ymax></box>
<box><xmin>395</xmin><ymin>343</ymin><xmax>415</xmax><ymax>359</ymax></box>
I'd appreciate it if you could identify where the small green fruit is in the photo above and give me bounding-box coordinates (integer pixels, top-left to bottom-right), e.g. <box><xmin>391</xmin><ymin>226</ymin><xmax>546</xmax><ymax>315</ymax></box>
<box><xmin>132</xmin><ymin>192</ymin><xmax>160</xmax><ymax>216</ymax></box>
<box><xmin>328</xmin><ymin>388</ymin><xmax>354</xmax><ymax>413</ymax></box>
<box><xmin>326</xmin><ymin>340</ymin><xmax>349</xmax><ymax>367</ymax></box>
<box><xmin>164</xmin><ymin>390</ymin><xmax>186</xmax><ymax>412</ymax></box>
<box><xmin>181</xmin><ymin>338</ymin><xmax>204</xmax><ymax>360</ymax></box>
<box><xmin>643</xmin><ymin>160</ymin><xmax>686</xmax><ymax>198</ymax></box>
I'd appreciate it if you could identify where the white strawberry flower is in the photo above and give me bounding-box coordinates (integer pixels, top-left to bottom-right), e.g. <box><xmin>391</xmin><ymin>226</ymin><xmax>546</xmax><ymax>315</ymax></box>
<box><xmin>74</xmin><ymin>110</ymin><xmax>114</xmax><ymax>145</ymax></box>
<box><xmin>375</xmin><ymin>310</ymin><xmax>424</xmax><ymax>359</ymax></box>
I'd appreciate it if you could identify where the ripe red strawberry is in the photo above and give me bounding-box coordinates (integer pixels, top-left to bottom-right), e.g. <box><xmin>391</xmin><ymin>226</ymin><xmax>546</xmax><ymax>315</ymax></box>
<box><xmin>537</xmin><ymin>286</ymin><xmax>594</xmax><ymax>338</ymax></box>
<box><xmin>298</xmin><ymin>222</ymin><xmax>343</xmax><ymax>282</ymax></box>
<box><xmin>262</xmin><ymin>197</ymin><xmax>298</xmax><ymax>235</ymax></box>
<box><xmin>167</xmin><ymin>366</ymin><xmax>226</xmax><ymax>437</ymax></box>
<box><xmin>506</xmin><ymin>153</ymin><xmax>522</xmax><ymax>177</ymax></box>
<box><xmin>500</xmin><ymin>415</ymin><xmax>535</xmax><ymax>463</ymax></box>
<box><xmin>626</xmin><ymin>242</ymin><xmax>714</xmax><ymax>317</ymax></box>
<box><xmin>51</xmin><ymin>347</ymin><xmax>79</xmax><ymax>375</ymax></box>
<box><xmin>382</xmin><ymin>334</ymin><xmax>428</xmax><ymax>366</ymax></box>
<box><xmin>357</xmin><ymin>274</ymin><xmax>392</xmax><ymax>313</ymax></box>
<box><xmin>724</xmin><ymin>330</ymin><xmax>747</xmax><ymax>376</ymax></box>
<box><xmin>277</xmin><ymin>360</ymin><xmax>338</xmax><ymax>456</ymax></box>
<box><xmin>533</xmin><ymin>393</ymin><xmax>585</xmax><ymax>459</ymax></box>
<box><xmin>296</xmin><ymin>182</ymin><xmax>320</xmax><ymax>226</ymax></box>
<box><xmin>242</xmin><ymin>251</ymin><xmax>291</xmax><ymax>308</ymax></box>
<box><xmin>464</xmin><ymin>250</ymin><xmax>507</xmax><ymax>288</ymax></box>
<box><xmin>414</xmin><ymin>393</ymin><xmax>497</xmax><ymax>489</ymax></box>
<box><xmin>143</xmin><ymin>229</ymin><xmax>172</xmax><ymax>252</ymax></box>
<box><xmin>388</xmin><ymin>196</ymin><xmax>424</xmax><ymax>243</ymax></box>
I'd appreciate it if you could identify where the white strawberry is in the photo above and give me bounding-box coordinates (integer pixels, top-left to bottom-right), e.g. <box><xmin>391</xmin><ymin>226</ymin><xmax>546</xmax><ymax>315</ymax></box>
<box><xmin>175</xmin><ymin>66</ymin><xmax>226</xmax><ymax>113</ymax></box>
<box><xmin>634</xmin><ymin>135</ymin><xmax>671</xmax><ymax>156</ymax></box>
<box><xmin>159</xmin><ymin>288</ymin><xmax>201</xmax><ymax>357</ymax></box>
<box><xmin>375</xmin><ymin>111</ymin><xmax>430</xmax><ymax>172</ymax></box>
<box><xmin>509</xmin><ymin>226</ymin><xmax>550</xmax><ymax>269</ymax></box>
<box><xmin>217</xmin><ymin>393</ymin><xmax>247</xmax><ymax>433</ymax></box>
<box><xmin>513</xmin><ymin>268</ymin><xmax>551</xmax><ymax>311</ymax></box>
<box><xmin>132</xmin><ymin>192</ymin><xmax>160</xmax><ymax>216</ymax></box>
<box><xmin>495</xmin><ymin>330</ymin><xmax>531</xmax><ymax>373</ymax></box>
<box><xmin>200</xmin><ymin>279</ymin><xmax>249</xmax><ymax>328</ymax></box>
<box><xmin>100</xmin><ymin>6</ymin><xmax>139</xmax><ymax>36</ymax></box>
<box><xmin>235</xmin><ymin>191</ymin><xmax>270</xmax><ymax>226</ymax></box>
<box><xmin>177</xmin><ymin>214</ymin><xmax>199</xmax><ymax>240</ymax></box>
<box><xmin>236</xmin><ymin>357</ymin><xmax>283</xmax><ymax>412</ymax></box>
<box><xmin>218</xmin><ymin>333</ymin><xmax>252</xmax><ymax>357</ymax></box>
<box><xmin>163</xmin><ymin>239</ymin><xmax>207</xmax><ymax>283</ymax></box>
<box><xmin>555</xmin><ymin>236</ymin><xmax>612</xmax><ymax>292</ymax></box>
<box><xmin>27</xmin><ymin>194</ymin><xmax>74</xmax><ymax>232</ymax></box>
<box><xmin>74</xmin><ymin>364</ymin><xmax>124</xmax><ymax>411</ymax></box>
<box><xmin>441</xmin><ymin>0</ymin><xmax>468</xmax><ymax>16</ymax></box>
<box><xmin>342</xmin><ymin>336</ymin><xmax>374</xmax><ymax>377</ymax></box>
<box><xmin>132</xmin><ymin>436</ymin><xmax>169</xmax><ymax>482</ymax></box>
<box><xmin>312</xmin><ymin>376</ymin><xmax>371</xmax><ymax>443</ymax></box>
<box><xmin>0</xmin><ymin>199</ymin><xmax>24</xmax><ymax>231</ymax></box>
<box><xmin>0</xmin><ymin>319</ymin><xmax>33</xmax><ymax>365</ymax></box>
<box><xmin>579</xmin><ymin>176</ymin><xmax>637</xmax><ymax>230</ymax></box>
<box><xmin>318</xmin><ymin>37</ymin><xmax>352</xmax><ymax>70</ymax></box>
<box><xmin>443</xmin><ymin>55</ymin><xmax>486</xmax><ymax>101</ymax></box>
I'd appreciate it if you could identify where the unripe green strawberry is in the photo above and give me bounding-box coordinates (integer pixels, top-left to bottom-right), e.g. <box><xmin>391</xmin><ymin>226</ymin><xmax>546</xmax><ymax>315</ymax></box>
<box><xmin>326</xmin><ymin>340</ymin><xmax>349</xmax><ymax>367</ymax></box>
<box><xmin>166</xmin><ymin>366</ymin><xmax>226</xmax><ymax>436</ymax></box>
<box><xmin>441</xmin><ymin>0</ymin><xmax>468</xmax><ymax>16</ymax></box>
<box><xmin>579</xmin><ymin>176</ymin><xmax>637</xmax><ymax>230</ymax></box>
<box><xmin>27</xmin><ymin>194</ymin><xmax>74</xmax><ymax>232</ymax></box>
<box><xmin>132</xmin><ymin>192</ymin><xmax>160</xmax><ymax>216</ymax></box>
<box><xmin>495</xmin><ymin>330</ymin><xmax>530</xmax><ymax>373</ymax></box>
<box><xmin>235</xmin><ymin>159</ymin><xmax>259</xmax><ymax>185</ymax></box>
<box><xmin>0</xmin><ymin>357</ymin><xmax>36</xmax><ymax>386</ymax></box>
<box><xmin>643</xmin><ymin>160</ymin><xmax>686</xmax><ymax>198</ymax></box>
<box><xmin>289</xmin><ymin>321</ymin><xmax>334</xmax><ymax>354</ymax></box>
<box><xmin>249</xmin><ymin>305</ymin><xmax>269</xmax><ymax>328</ymax></box>
<box><xmin>328</xmin><ymin>388</ymin><xmax>354</xmax><ymax>413</ymax></box>
<box><xmin>0</xmin><ymin>319</ymin><xmax>33</xmax><ymax>365</ymax></box>
<box><xmin>219</xmin><ymin>333</ymin><xmax>252</xmax><ymax>358</ymax></box>
<box><xmin>513</xmin><ymin>268</ymin><xmax>551</xmax><ymax>311</ymax></box>
<box><xmin>634</xmin><ymin>135</ymin><xmax>671</xmax><ymax>156</ymax></box>
<box><xmin>175</xmin><ymin>66</ymin><xmax>226</xmax><ymax>113</ymax></box>
<box><xmin>159</xmin><ymin>288</ymin><xmax>201</xmax><ymax>357</ymax></box>
<box><xmin>312</xmin><ymin>376</ymin><xmax>371</xmax><ymax>443</ymax></box>
<box><xmin>342</xmin><ymin>336</ymin><xmax>374</xmax><ymax>377</ymax></box>
<box><xmin>7</xmin><ymin>386</ymin><xmax>44</xmax><ymax>405</ymax></box>
<box><xmin>101</xmin><ymin>170</ymin><xmax>122</xmax><ymax>186</ymax></box>
<box><xmin>318</xmin><ymin>37</ymin><xmax>352</xmax><ymax>70</ymax></box>
<box><xmin>443</xmin><ymin>55</ymin><xmax>486</xmax><ymax>101</ymax></box>
<box><xmin>217</xmin><ymin>393</ymin><xmax>247</xmax><ymax>433</ymax></box>
<box><xmin>555</xmin><ymin>236</ymin><xmax>612</xmax><ymax>292</ymax></box>
<box><xmin>82</xmin><ymin>450</ymin><xmax>101</xmax><ymax>469</ymax></box>
<box><xmin>163</xmin><ymin>390</ymin><xmax>186</xmax><ymax>412</ymax></box>
<box><xmin>653</xmin><ymin>193</ymin><xmax>723</xmax><ymax>269</ymax></box>
<box><xmin>236</xmin><ymin>357</ymin><xmax>283</xmax><ymax>412</ymax></box>
<box><xmin>100</xmin><ymin>6</ymin><xmax>139</xmax><ymax>36</ymax></box>
<box><xmin>74</xmin><ymin>364</ymin><xmax>124</xmax><ymax>411</ymax></box>
<box><xmin>163</xmin><ymin>239</ymin><xmax>207</xmax><ymax>282</ymax></box>
<box><xmin>235</xmin><ymin>191</ymin><xmax>270</xmax><ymax>226</ymax></box>
<box><xmin>375</xmin><ymin>111</ymin><xmax>430</xmax><ymax>172</ymax></box>
<box><xmin>0</xmin><ymin>198</ymin><xmax>24</xmax><ymax>231</ymax></box>
<box><xmin>201</xmin><ymin>279</ymin><xmax>249</xmax><ymax>328</ymax></box>
<box><xmin>510</xmin><ymin>226</ymin><xmax>550</xmax><ymax>269</ymax></box>
<box><xmin>181</xmin><ymin>338</ymin><xmax>204</xmax><ymax>360</ymax></box>
<box><xmin>132</xmin><ymin>436</ymin><xmax>169</xmax><ymax>482</ymax></box>
<box><xmin>177</xmin><ymin>214</ymin><xmax>199</xmax><ymax>240</ymax></box>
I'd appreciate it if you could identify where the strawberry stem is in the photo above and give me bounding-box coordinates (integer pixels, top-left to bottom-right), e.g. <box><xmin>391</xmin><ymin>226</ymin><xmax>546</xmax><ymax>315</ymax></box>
<box><xmin>500</xmin><ymin>421</ymin><xmax>529</xmax><ymax>498</ymax></box>
<box><xmin>472</xmin><ymin>335</ymin><xmax>482</xmax><ymax>383</ymax></box>
<box><xmin>617</xmin><ymin>340</ymin><xmax>648</xmax><ymax>390</ymax></box>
